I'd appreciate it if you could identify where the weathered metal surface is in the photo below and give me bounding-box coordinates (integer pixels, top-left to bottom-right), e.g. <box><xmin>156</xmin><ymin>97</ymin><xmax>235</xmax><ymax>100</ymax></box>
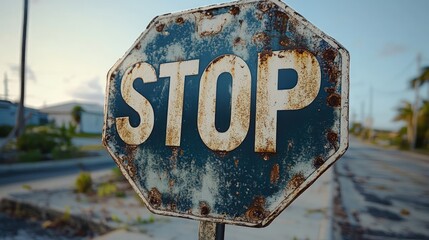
<box><xmin>103</xmin><ymin>0</ymin><xmax>349</xmax><ymax>227</ymax></box>
<box><xmin>199</xmin><ymin>222</ymin><xmax>218</xmax><ymax>240</ymax></box>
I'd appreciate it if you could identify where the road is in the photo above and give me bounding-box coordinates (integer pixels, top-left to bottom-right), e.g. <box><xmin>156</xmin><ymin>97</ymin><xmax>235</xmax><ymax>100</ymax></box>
<box><xmin>333</xmin><ymin>137</ymin><xmax>429</xmax><ymax>239</ymax></box>
<box><xmin>0</xmin><ymin>152</ymin><xmax>115</xmax><ymax>187</ymax></box>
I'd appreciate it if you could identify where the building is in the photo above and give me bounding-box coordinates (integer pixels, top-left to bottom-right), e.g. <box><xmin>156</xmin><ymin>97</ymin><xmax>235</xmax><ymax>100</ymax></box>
<box><xmin>0</xmin><ymin>100</ymin><xmax>48</xmax><ymax>126</ymax></box>
<box><xmin>40</xmin><ymin>101</ymin><xmax>103</xmax><ymax>134</ymax></box>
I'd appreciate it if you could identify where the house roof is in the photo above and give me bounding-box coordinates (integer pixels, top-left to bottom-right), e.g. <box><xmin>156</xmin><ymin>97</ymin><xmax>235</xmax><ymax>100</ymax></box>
<box><xmin>40</xmin><ymin>101</ymin><xmax>103</xmax><ymax>114</ymax></box>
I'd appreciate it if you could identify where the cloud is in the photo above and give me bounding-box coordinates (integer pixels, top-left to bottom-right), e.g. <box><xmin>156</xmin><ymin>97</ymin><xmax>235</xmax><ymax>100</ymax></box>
<box><xmin>63</xmin><ymin>75</ymin><xmax>76</xmax><ymax>83</ymax></box>
<box><xmin>378</xmin><ymin>43</ymin><xmax>407</xmax><ymax>58</ymax></box>
<box><xmin>9</xmin><ymin>64</ymin><xmax>37</xmax><ymax>82</ymax></box>
<box><xmin>69</xmin><ymin>76</ymin><xmax>104</xmax><ymax>104</ymax></box>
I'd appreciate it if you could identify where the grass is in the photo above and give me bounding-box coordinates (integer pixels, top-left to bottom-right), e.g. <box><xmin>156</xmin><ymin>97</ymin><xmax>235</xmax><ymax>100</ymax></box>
<box><xmin>72</xmin><ymin>133</ymin><xmax>101</xmax><ymax>138</ymax></box>
<box><xmin>79</xmin><ymin>144</ymin><xmax>105</xmax><ymax>151</ymax></box>
<box><xmin>305</xmin><ymin>208</ymin><xmax>326</xmax><ymax>215</ymax></box>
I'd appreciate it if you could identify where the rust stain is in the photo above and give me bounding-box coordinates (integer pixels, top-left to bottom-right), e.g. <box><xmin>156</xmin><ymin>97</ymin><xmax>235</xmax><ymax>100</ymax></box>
<box><xmin>148</xmin><ymin>188</ymin><xmax>162</xmax><ymax>208</ymax></box>
<box><xmin>252</xmin><ymin>32</ymin><xmax>270</xmax><ymax>45</ymax></box>
<box><xmin>204</xmin><ymin>10</ymin><xmax>213</xmax><ymax>18</ymax></box>
<box><xmin>327</xmin><ymin>131</ymin><xmax>338</xmax><ymax>145</ymax></box>
<box><xmin>257</xmin><ymin>2</ymin><xmax>273</xmax><ymax>12</ymax></box>
<box><xmin>327</xmin><ymin>93</ymin><xmax>341</xmax><ymax>107</ymax></box>
<box><xmin>323</xmin><ymin>48</ymin><xmax>337</xmax><ymax>62</ymax></box>
<box><xmin>169</xmin><ymin>147</ymin><xmax>180</xmax><ymax>169</ymax></box>
<box><xmin>234</xmin><ymin>37</ymin><xmax>243</xmax><ymax>45</ymax></box>
<box><xmin>234</xmin><ymin>159</ymin><xmax>239</xmax><ymax>168</ymax></box>
<box><xmin>258</xmin><ymin>49</ymin><xmax>273</xmax><ymax>62</ymax></box>
<box><xmin>263</xmin><ymin>154</ymin><xmax>270</xmax><ymax>161</ymax></box>
<box><xmin>274</xmin><ymin>10</ymin><xmax>289</xmax><ymax>33</ymax></box>
<box><xmin>134</xmin><ymin>42</ymin><xmax>141</xmax><ymax>50</ymax></box>
<box><xmin>199</xmin><ymin>201</ymin><xmax>210</xmax><ymax>216</ymax></box>
<box><xmin>169</xmin><ymin>179</ymin><xmax>175</xmax><ymax>188</ymax></box>
<box><xmin>229</xmin><ymin>6</ymin><xmax>240</xmax><ymax>15</ymax></box>
<box><xmin>156</xmin><ymin>24</ymin><xmax>165</xmax><ymax>32</ymax></box>
<box><xmin>110</xmin><ymin>71</ymin><xmax>117</xmax><ymax>80</ymax></box>
<box><xmin>126</xmin><ymin>160</ymin><xmax>137</xmax><ymax>179</ymax></box>
<box><xmin>287</xmin><ymin>172</ymin><xmax>305</xmax><ymax>191</ymax></box>
<box><xmin>279</xmin><ymin>37</ymin><xmax>290</xmax><ymax>47</ymax></box>
<box><xmin>122</xmin><ymin>145</ymin><xmax>138</xmax><ymax>179</ymax></box>
<box><xmin>270</xmin><ymin>163</ymin><xmax>280</xmax><ymax>184</ymax></box>
<box><xmin>245</xmin><ymin>196</ymin><xmax>268</xmax><ymax>222</ymax></box>
<box><xmin>327</xmin><ymin>65</ymin><xmax>339</xmax><ymax>84</ymax></box>
<box><xmin>313</xmin><ymin>156</ymin><xmax>325</xmax><ymax>169</ymax></box>
<box><xmin>324</xmin><ymin>87</ymin><xmax>336</xmax><ymax>94</ymax></box>
<box><xmin>169</xmin><ymin>202</ymin><xmax>177</xmax><ymax>211</ymax></box>
<box><xmin>215</xmin><ymin>151</ymin><xmax>228</xmax><ymax>158</ymax></box>
<box><xmin>175</xmin><ymin>17</ymin><xmax>184</xmax><ymax>24</ymax></box>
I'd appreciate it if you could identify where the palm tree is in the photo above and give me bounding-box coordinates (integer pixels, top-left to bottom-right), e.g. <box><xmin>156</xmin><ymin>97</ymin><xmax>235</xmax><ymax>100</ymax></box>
<box><xmin>411</xmin><ymin>66</ymin><xmax>429</xmax><ymax>98</ymax></box>
<box><xmin>418</xmin><ymin>100</ymin><xmax>429</xmax><ymax>147</ymax></box>
<box><xmin>71</xmin><ymin>105</ymin><xmax>83</xmax><ymax>133</ymax></box>
<box><xmin>393</xmin><ymin>101</ymin><xmax>414</xmax><ymax>147</ymax></box>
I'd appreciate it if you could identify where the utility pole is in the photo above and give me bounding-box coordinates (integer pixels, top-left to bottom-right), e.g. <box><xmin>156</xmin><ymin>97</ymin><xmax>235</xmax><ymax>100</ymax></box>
<box><xmin>3</xmin><ymin>73</ymin><xmax>8</xmax><ymax>100</ymax></box>
<box><xmin>369</xmin><ymin>85</ymin><xmax>374</xmax><ymax>139</ymax></box>
<box><xmin>361</xmin><ymin>100</ymin><xmax>365</xmax><ymax>136</ymax></box>
<box><xmin>15</xmin><ymin>0</ymin><xmax>29</xmax><ymax>137</ymax></box>
<box><xmin>411</xmin><ymin>54</ymin><xmax>421</xmax><ymax>150</ymax></box>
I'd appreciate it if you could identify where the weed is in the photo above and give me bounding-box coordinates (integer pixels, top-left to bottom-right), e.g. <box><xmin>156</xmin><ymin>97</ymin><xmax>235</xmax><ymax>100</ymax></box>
<box><xmin>97</xmin><ymin>183</ymin><xmax>118</xmax><ymax>198</ymax></box>
<box><xmin>110</xmin><ymin>214</ymin><xmax>121</xmax><ymax>223</ymax></box>
<box><xmin>21</xmin><ymin>184</ymin><xmax>32</xmax><ymax>190</ymax></box>
<box><xmin>75</xmin><ymin>172</ymin><xmax>93</xmax><ymax>194</ymax></box>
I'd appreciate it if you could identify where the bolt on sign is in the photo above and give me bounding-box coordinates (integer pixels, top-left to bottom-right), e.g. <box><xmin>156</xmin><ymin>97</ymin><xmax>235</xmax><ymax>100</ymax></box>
<box><xmin>103</xmin><ymin>0</ymin><xmax>349</xmax><ymax>227</ymax></box>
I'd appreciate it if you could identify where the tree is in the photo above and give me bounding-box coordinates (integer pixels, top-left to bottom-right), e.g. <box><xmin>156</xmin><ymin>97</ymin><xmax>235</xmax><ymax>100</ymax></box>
<box><xmin>71</xmin><ymin>105</ymin><xmax>83</xmax><ymax>133</ymax></box>
<box><xmin>417</xmin><ymin>100</ymin><xmax>429</xmax><ymax>148</ymax></box>
<box><xmin>394</xmin><ymin>100</ymin><xmax>429</xmax><ymax>149</ymax></box>
<box><xmin>393</xmin><ymin>101</ymin><xmax>414</xmax><ymax>148</ymax></box>
<box><xmin>411</xmin><ymin>66</ymin><xmax>429</xmax><ymax>88</ymax></box>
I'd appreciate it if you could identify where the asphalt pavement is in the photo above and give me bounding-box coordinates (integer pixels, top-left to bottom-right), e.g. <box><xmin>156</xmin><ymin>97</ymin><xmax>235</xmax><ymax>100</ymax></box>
<box><xmin>0</xmin><ymin>151</ymin><xmax>115</xmax><ymax>186</ymax></box>
<box><xmin>333</xmin><ymin>137</ymin><xmax>429</xmax><ymax>239</ymax></box>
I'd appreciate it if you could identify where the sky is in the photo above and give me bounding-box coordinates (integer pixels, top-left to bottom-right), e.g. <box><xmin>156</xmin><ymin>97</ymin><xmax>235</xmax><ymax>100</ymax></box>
<box><xmin>0</xmin><ymin>0</ymin><xmax>428</xmax><ymax>131</ymax></box>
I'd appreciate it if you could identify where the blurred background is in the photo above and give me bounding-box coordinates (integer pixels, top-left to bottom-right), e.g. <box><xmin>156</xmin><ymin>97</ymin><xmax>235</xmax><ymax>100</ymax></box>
<box><xmin>0</xmin><ymin>0</ymin><xmax>428</xmax><ymax>239</ymax></box>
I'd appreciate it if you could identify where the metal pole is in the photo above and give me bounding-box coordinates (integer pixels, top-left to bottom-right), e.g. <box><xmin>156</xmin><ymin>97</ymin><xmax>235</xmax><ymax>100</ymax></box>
<box><xmin>3</xmin><ymin>73</ymin><xmax>8</xmax><ymax>100</ymax></box>
<box><xmin>215</xmin><ymin>223</ymin><xmax>225</xmax><ymax>240</ymax></box>
<box><xmin>369</xmin><ymin>85</ymin><xmax>373</xmax><ymax>139</ymax></box>
<box><xmin>198</xmin><ymin>222</ymin><xmax>225</xmax><ymax>240</ymax></box>
<box><xmin>15</xmin><ymin>0</ymin><xmax>29</xmax><ymax>137</ymax></box>
<box><xmin>411</xmin><ymin>54</ymin><xmax>421</xmax><ymax>150</ymax></box>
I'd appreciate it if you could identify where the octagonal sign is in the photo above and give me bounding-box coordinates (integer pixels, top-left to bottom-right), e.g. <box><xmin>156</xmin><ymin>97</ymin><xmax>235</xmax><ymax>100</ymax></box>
<box><xmin>103</xmin><ymin>0</ymin><xmax>349</xmax><ymax>227</ymax></box>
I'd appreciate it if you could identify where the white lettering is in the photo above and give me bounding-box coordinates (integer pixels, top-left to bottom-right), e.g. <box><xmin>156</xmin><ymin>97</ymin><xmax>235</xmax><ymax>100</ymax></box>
<box><xmin>160</xmin><ymin>60</ymin><xmax>200</xmax><ymax>147</ymax></box>
<box><xmin>116</xmin><ymin>62</ymin><xmax>157</xmax><ymax>145</ymax></box>
<box><xmin>197</xmin><ymin>55</ymin><xmax>251</xmax><ymax>152</ymax></box>
<box><xmin>255</xmin><ymin>50</ymin><xmax>321</xmax><ymax>153</ymax></box>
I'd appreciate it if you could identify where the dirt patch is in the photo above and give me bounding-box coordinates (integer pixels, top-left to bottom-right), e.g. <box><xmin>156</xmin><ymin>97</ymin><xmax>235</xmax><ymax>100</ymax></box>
<box><xmin>0</xmin><ymin>198</ymin><xmax>111</xmax><ymax>238</ymax></box>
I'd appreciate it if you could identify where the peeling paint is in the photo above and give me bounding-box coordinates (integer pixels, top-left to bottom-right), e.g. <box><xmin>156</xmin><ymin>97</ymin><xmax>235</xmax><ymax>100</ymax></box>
<box><xmin>103</xmin><ymin>0</ymin><xmax>349</xmax><ymax>228</ymax></box>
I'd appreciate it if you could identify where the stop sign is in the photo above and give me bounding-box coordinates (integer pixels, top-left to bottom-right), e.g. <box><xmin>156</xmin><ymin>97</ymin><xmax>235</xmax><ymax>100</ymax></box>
<box><xmin>103</xmin><ymin>0</ymin><xmax>349</xmax><ymax>227</ymax></box>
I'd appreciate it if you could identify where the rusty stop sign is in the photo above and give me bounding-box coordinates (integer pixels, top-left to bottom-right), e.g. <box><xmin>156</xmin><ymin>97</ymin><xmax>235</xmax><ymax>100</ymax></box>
<box><xmin>103</xmin><ymin>0</ymin><xmax>349</xmax><ymax>227</ymax></box>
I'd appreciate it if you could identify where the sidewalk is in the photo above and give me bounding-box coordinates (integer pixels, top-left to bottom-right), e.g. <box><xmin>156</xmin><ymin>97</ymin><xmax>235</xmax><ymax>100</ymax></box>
<box><xmin>2</xmin><ymin>163</ymin><xmax>334</xmax><ymax>240</ymax></box>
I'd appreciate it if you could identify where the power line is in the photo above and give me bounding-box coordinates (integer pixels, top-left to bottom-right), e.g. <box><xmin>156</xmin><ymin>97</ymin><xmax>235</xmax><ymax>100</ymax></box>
<box><xmin>388</xmin><ymin>57</ymin><xmax>416</xmax><ymax>82</ymax></box>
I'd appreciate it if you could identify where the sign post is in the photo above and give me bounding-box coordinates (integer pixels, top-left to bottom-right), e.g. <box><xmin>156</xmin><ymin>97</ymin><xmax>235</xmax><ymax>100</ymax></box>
<box><xmin>103</xmin><ymin>0</ymin><xmax>349</xmax><ymax>237</ymax></box>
